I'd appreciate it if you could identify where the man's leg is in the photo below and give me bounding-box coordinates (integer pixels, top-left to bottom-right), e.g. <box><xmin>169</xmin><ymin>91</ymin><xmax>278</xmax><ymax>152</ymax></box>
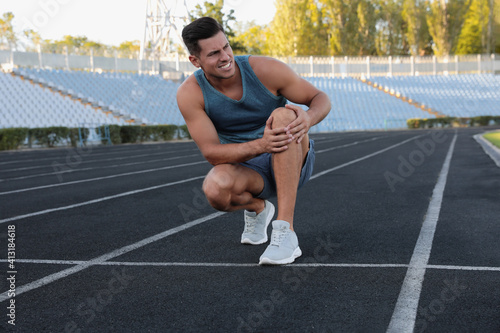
<box><xmin>270</xmin><ymin>107</ymin><xmax>310</xmax><ymax>231</ymax></box>
<box><xmin>202</xmin><ymin>163</ymin><xmax>266</xmax><ymax>213</ymax></box>
<box><xmin>203</xmin><ymin>164</ymin><xmax>275</xmax><ymax>245</ymax></box>
<box><xmin>258</xmin><ymin>107</ymin><xmax>309</xmax><ymax>265</ymax></box>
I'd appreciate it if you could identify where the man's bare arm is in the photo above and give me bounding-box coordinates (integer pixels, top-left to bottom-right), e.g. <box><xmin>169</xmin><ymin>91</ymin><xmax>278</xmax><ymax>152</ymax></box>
<box><xmin>176</xmin><ymin>77</ymin><xmax>292</xmax><ymax>165</ymax></box>
<box><xmin>250</xmin><ymin>56</ymin><xmax>331</xmax><ymax>143</ymax></box>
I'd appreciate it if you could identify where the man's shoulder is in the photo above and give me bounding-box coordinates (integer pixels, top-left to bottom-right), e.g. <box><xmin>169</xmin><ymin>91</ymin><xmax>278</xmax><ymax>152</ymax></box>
<box><xmin>247</xmin><ymin>55</ymin><xmax>283</xmax><ymax>68</ymax></box>
<box><xmin>177</xmin><ymin>74</ymin><xmax>201</xmax><ymax>97</ymax></box>
<box><xmin>176</xmin><ymin>74</ymin><xmax>204</xmax><ymax>110</ymax></box>
<box><xmin>247</xmin><ymin>55</ymin><xmax>294</xmax><ymax>91</ymax></box>
<box><xmin>248</xmin><ymin>55</ymin><xmax>290</xmax><ymax>76</ymax></box>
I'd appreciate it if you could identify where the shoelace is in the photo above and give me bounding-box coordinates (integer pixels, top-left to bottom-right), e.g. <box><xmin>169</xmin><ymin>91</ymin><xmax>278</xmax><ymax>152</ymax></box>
<box><xmin>270</xmin><ymin>227</ymin><xmax>288</xmax><ymax>246</ymax></box>
<box><xmin>244</xmin><ymin>214</ymin><xmax>257</xmax><ymax>233</ymax></box>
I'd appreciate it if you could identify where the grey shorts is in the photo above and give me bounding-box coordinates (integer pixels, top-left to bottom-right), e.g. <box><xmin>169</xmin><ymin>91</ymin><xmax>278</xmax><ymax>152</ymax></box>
<box><xmin>241</xmin><ymin>139</ymin><xmax>315</xmax><ymax>199</ymax></box>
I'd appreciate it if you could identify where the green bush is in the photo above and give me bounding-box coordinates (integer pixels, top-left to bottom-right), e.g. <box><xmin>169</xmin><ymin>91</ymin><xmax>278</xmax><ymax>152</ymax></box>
<box><xmin>0</xmin><ymin>127</ymin><xmax>29</xmax><ymax>150</ymax></box>
<box><xmin>156</xmin><ymin>125</ymin><xmax>179</xmax><ymax>141</ymax></box>
<box><xmin>137</xmin><ymin>125</ymin><xmax>178</xmax><ymax>141</ymax></box>
<box><xmin>407</xmin><ymin>116</ymin><xmax>500</xmax><ymax>130</ymax></box>
<box><xmin>120</xmin><ymin>125</ymin><xmax>142</xmax><ymax>144</ymax></box>
<box><xmin>439</xmin><ymin>117</ymin><xmax>454</xmax><ymax>127</ymax></box>
<box><xmin>29</xmin><ymin>126</ymin><xmax>70</xmax><ymax>147</ymax></box>
<box><xmin>179</xmin><ymin>124</ymin><xmax>191</xmax><ymax>139</ymax></box>
<box><xmin>95</xmin><ymin>124</ymin><xmax>181</xmax><ymax>144</ymax></box>
<box><xmin>98</xmin><ymin>125</ymin><xmax>121</xmax><ymax>144</ymax></box>
<box><xmin>453</xmin><ymin>117</ymin><xmax>470</xmax><ymax>127</ymax></box>
<box><xmin>470</xmin><ymin>116</ymin><xmax>492</xmax><ymax>127</ymax></box>
<box><xmin>407</xmin><ymin>119</ymin><xmax>418</xmax><ymax>129</ymax></box>
<box><xmin>68</xmin><ymin>128</ymin><xmax>89</xmax><ymax>147</ymax></box>
<box><xmin>0</xmin><ymin>124</ymin><xmax>187</xmax><ymax>151</ymax></box>
<box><xmin>426</xmin><ymin>118</ymin><xmax>437</xmax><ymax>128</ymax></box>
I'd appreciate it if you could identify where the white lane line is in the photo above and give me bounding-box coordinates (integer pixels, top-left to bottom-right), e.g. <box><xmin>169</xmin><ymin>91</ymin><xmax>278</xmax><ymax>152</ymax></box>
<box><xmin>7</xmin><ymin>259</ymin><xmax>500</xmax><ymax>271</ymax></box>
<box><xmin>0</xmin><ymin>175</ymin><xmax>206</xmax><ymax>224</ymax></box>
<box><xmin>0</xmin><ymin>211</ymin><xmax>226</xmax><ymax>303</ymax></box>
<box><xmin>387</xmin><ymin>133</ymin><xmax>457</xmax><ymax>333</ymax></box>
<box><xmin>311</xmin><ymin>135</ymin><xmax>424</xmax><ymax>180</ymax></box>
<box><xmin>105</xmin><ymin>261</ymin><xmax>257</xmax><ymax>267</ymax></box>
<box><xmin>0</xmin><ymin>154</ymin><xmax>202</xmax><ymax>182</ymax></box>
<box><xmin>316</xmin><ymin>137</ymin><xmax>381</xmax><ymax>153</ymax></box>
<box><xmin>8</xmin><ymin>259</ymin><xmax>407</xmax><ymax>268</ymax></box>
<box><xmin>0</xmin><ymin>160</ymin><xmax>207</xmax><ymax>195</ymax></box>
<box><xmin>13</xmin><ymin>259</ymin><xmax>87</xmax><ymax>265</ymax></box>
<box><xmin>427</xmin><ymin>265</ymin><xmax>500</xmax><ymax>272</ymax></box>
<box><xmin>0</xmin><ymin>147</ymin><xmax>199</xmax><ymax>168</ymax></box>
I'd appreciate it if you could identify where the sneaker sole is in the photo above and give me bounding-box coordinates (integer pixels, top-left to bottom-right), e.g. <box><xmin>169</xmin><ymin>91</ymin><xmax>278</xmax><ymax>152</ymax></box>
<box><xmin>258</xmin><ymin>247</ymin><xmax>302</xmax><ymax>265</ymax></box>
<box><xmin>241</xmin><ymin>203</ymin><xmax>275</xmax><ymax>245</ymax></box>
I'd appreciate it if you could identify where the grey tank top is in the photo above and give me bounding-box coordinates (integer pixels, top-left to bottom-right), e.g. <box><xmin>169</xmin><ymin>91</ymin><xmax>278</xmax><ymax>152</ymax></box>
<box><xmin>194</xmin><ymin>55</ymin><xmax>287</xmax><ymax>144</ymax></box>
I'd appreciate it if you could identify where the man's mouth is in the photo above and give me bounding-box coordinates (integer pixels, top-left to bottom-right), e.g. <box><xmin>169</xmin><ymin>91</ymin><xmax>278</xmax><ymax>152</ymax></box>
<box><xmin>219</xmin><ymin>61</ymin><xmax>232</xmax><ymax>69</ymax></box>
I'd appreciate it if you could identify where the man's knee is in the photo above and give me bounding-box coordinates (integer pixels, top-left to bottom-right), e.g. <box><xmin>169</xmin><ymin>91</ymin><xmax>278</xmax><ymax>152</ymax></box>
<box><xmin>202</xmin><ymin>165</ymin><xmax>234</xmax><ymax>211</ymax></box>
<box><xmin>271</xmin><ymin>107</ymin><xmax>296</xmax><ymax>128</ymax></box>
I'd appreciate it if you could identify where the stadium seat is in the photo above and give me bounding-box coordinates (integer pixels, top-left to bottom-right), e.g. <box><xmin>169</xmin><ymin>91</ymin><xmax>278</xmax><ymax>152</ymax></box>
<box><xmin>0</xmin><ymin>71</ymin><xmax>127</xmax><ymax>129</ymax></box>
<box><xmin>3</xmin><ymin>69</ymin><xmax>498</xmax><ymax>132</ymax></box>
<box><xmin>368</xmin><ymin>74</ymin><xmax>500</xmax><ymax>118</ymax></box>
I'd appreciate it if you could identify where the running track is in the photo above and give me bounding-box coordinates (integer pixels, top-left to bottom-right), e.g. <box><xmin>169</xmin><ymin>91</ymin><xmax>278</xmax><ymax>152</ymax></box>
<box><xmin>1</xmin><ymin>128</ymin><xmax>499</xmax><ymax>332</ymax></box>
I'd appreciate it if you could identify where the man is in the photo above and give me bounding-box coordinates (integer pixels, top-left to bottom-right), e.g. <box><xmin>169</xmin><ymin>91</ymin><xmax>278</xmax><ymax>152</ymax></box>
<box><xmin>176</xmin><ymin>17</ymin><xmax>331</xmax><ymax>265</ymax></box>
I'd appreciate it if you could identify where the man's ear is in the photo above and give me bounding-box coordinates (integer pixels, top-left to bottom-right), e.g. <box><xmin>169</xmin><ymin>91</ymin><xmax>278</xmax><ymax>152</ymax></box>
<box><xmin>189</xmin><ymin>55</ymin><xmax>200</xmax><ymax>68</ymax></box>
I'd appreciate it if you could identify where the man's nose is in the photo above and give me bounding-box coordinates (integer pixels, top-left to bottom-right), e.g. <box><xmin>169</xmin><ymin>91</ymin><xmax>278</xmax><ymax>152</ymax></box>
<box><xmin>220</xmin><ymin>50</ymin><xmax>230</xmax><ymax>61</ymax></box>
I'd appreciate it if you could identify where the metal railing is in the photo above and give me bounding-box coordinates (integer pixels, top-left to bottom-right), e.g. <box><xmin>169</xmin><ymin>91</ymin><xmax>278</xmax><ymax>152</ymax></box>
<box><xmin>1</xmin><ymin>50</ymin><xmax>498</xmax><ymax>78</ymax></box>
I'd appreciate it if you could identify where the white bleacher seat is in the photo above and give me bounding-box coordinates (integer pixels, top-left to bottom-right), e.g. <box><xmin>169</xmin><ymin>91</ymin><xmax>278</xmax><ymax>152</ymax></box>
<box><xmin>4</xmin><ymin>69</ymin><xmax>498</xmax><ymax>132</ymax></box>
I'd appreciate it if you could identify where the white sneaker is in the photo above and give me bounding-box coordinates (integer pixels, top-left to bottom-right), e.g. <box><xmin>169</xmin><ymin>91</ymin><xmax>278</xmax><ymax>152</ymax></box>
<box><xmin>259</xmin><ymin>220</ymin><xmax>302</xmax><ymax>265</ymax></box>
<box><xmin>241</xmin><ymin>200</ymin><xmax>275</xmax><ymax>245</ymax></box>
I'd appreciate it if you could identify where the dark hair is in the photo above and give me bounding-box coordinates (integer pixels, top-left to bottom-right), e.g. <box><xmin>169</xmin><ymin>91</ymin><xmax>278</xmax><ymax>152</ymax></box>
<box><xmin>182</xmin><ymin>17</ymin><xmax>225</xmax><ymax>56</ymax></box>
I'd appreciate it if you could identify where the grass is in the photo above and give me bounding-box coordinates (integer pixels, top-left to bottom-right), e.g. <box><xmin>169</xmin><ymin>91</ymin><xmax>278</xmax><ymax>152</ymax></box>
<box><xmin>483</xmin><ymin>131</ymin><xmax>500</xmax><ymax>149</ymax></box>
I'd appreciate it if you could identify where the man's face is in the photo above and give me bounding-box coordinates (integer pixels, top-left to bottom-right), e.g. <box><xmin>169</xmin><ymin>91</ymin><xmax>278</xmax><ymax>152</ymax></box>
<box><xmin>189</xmin><ymin>31</ymin><xmax>235</xmax><ymax>80</ymax></box>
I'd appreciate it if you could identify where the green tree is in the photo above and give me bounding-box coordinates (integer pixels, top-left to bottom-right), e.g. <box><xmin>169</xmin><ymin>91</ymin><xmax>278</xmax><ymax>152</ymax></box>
<box><xmin>40</xmin><ymin>35</ymin><xmax>110</xmax><ymax>56</ymax></box>
<box><xmin>54</xmin><ymin>35</ymin><xmax>89</xmax><ymax>54</ymax></box>
<box><xmin>268</xmin><ymin>0</ymin><xmax>326</xmax><ymax>56</ymax></box>
<box><xmin>320</xmin><ymin>0</ymin><xmax>377</xmax><ymax>56</ymax></box>
<box><xmin>402</xmin><ymin>0</ymin><xmax>432</xmax><ymax>55</ymax></box>
<box><xmin>486</xmin><ymin>0</ymin><xmax>495</xmax><ymax>53</ymax></box>
<box><xmin>427</xmin><ymin>0</ymin><xmax>450</xmax><ymax>55</ymax></box>
<box><xmin>0</xmin><ymin>12</ymin><xmax>17</xmax><ymax>50</ymax></box>
<box><xmin>83</xmin><ymin>40</ymin><xmax>108</xmax><ymax>56</ymax></box>
<box><xmin>268</xmin><ymin>0</ymin><xmax>303</xmax><ymax>56</ymax></box>
<box><xmin>116</xmin><ymin>40</ymin><xmax>141</xmax><ymax>58</ymax></box>
<box><xmin>23</xmin><ymin>29</ymin><xmax>42</xmax><ymax>52</ymax></box>
<box><xmin>375</xmin><ymin>0</ymin><xmax>406</xmax><ymax>55</ymax></box>
<box><xmin>321</xmin><ymin>0</ymin><xmax>355</xmax><ymax>55</ymax></box>
<box><xmin>233</xmin><ymin>21</ymin><xmax>268</xmax><ymax>55</ymax></box>
<box><xmin>426</xmin><ymin>0</ymin><xmax>471</xmax><ymax>55</ymax></box>
<box><xmin>307</xmin><ymin>0</ymin><xmax>330</xmax><ymax>55</ymax></box>
<box><xmin>356</xmin><ymin>0</ymin><xmax>378</xmax><ymax>55</ymax></box>
<box><xmin>455</xmin><ymin>0</ymin><xmax>490</xmax><ymax>54</ymax></box>
<box><xmin>495</xmin><ymin>0</ymin><xmax>500</xmax><ymax>53</ymax></box>
<box><xmin>189</xmin><ymin>0</ymin><xmax>245</xmax><ymax>53</ymax></box>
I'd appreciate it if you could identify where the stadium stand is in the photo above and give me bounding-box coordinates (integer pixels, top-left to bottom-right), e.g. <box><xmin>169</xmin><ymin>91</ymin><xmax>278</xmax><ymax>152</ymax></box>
<box><xmin>302</xmin><ymin>77</ymin><xmax>436</xmax><ymax>131</ymax></box>
<box><xmin>0</xmin><ymin>71</ymin><xmax>126</xmax><ymax>129</ymax></box>
<box><xmin>367</xmin><ymin>74</ymin><xmax>500</xmax><ymax>118</ymax></box>
<box><xmin>2</xmin><ymin>68</ymin><xmax>499</xmax><ymax>133</ymax></box>
<box><xmin>14</xmin><ymin>68</ymin><xmax>184</xmax><ymax>126</ymax></box>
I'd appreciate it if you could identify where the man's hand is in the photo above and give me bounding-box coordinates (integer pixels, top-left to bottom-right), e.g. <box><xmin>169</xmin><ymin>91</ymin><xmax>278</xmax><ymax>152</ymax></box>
<box><xmin>284</xmin><ymin>104</ymin><xmax>311</xmax><ymax>144</ymax></box>
<box><xmin>259</xmin><ymin>115</ymin><xmax>294</xmax><ymax>153</ymax></box>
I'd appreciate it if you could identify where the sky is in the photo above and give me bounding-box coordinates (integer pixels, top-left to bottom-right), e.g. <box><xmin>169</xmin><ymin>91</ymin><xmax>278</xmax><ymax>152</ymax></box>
<box><xmin>0</xmin><ymin>0</ymin><xmax>276</xmax><ymax>47</ymax></box>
